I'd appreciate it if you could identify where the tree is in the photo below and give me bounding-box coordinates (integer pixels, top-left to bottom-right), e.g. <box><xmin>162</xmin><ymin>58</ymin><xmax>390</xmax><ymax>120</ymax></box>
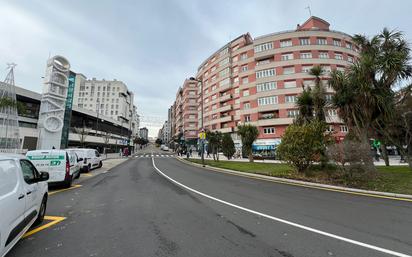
<box><xmin>309</xmin><ymin>65</ymin><xmax>327</xmax><ymax>122</ymax></box>
<box><xmin>206</xmin><ymin>131</ymin><xmax>222</xmax><ymax>161</ymax></box>
<box><xmin>74</xmin><ymin>126</ymin><xmax>92</xmax><ymax>147</ymax></box>
<box><xmin>277</xmin><ymin>121</ymin><xmax>327</xmax><ymax>173</ymax></box>
<box><xmin>237</xmin><ymin>124</ymin><xmax>259</xmax><ymax>162</ymax></box>
<box><xmin>295</xmin><ymin>87</ymin><xmax>313</xmax><ymax>125</ymax></box>
<box><xmin>221</xmin><ymin>133</ymin><xmax>235</xmax><ymax>160</ymax></box>
<box><xmin>329</xmin><ymin>28</ymin><xmax>412</xmax><ymax>171</ymax></box>
<box><xmin>155</xmin><ymin>138</ymin><xmax>162</xmax><ymax>145</ymax></box>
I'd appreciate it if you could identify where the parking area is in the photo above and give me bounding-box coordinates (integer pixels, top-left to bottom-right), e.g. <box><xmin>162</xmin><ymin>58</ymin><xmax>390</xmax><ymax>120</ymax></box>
<box><xmin>21</xmin><ymin>158</ymin><xmax>127</xmax><ymax>240</ymax></box>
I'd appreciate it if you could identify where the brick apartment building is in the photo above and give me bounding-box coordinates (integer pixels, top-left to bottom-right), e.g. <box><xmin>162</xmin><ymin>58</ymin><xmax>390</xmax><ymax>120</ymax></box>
<box><xmin>169</xmin><ymin>16</ymin><xmax>358</xmax><ymax>156</ymax></box>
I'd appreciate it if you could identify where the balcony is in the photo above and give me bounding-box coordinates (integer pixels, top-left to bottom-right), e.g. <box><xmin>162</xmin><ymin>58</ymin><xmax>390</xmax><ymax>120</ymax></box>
<box><xmin>218</xmin><ymin>127</ymin><xmax>233</xmax><ymax>133</ymax></box>
<box><xmin>219</xmin><ymin>104</ymin><xmax>232</xmax><ymax>112</ymax></box>
<box><xmin>219</xmin><ymin>94</ymin><xmax>232</xmax><ymax>102</ymax></box>
<box><xmin>256</xmin><ymin>118</ymin><xmax>294</xmax><ymax>126</ymax></box>
<box><xmin>218</xmin><ymin>115</ymin><xmax>232</xmax><ymax>123</ymax></box>
<box><xmin>218</xmin><ymin>83</ymin><xmax>231</xmax><ymax>92</ymax></box>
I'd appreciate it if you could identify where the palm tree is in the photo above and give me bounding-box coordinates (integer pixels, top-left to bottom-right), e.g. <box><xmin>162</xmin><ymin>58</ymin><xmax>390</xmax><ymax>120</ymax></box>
<box><xmin>237</xmin><ymin>124</ymin><xmax>259</xmax><ymax>162</ymax></box>
<box><xmin>295</xmin><ymin>87</ymin><xmax>313</xmax><ymax>125</ymax></box>
<box><xmin>309</xmin><ymin>65</ymin><xmax>327</xmax><ymax>122</ymax></box>
<box><xmin>329</xmin><ymin>28</ymin><xmax>412</xmax><ymax>171</ymax></box>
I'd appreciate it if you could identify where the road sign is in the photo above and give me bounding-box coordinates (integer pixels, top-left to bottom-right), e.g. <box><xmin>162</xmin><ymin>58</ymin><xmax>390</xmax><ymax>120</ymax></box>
<box><xmin>199</xmin><ymin>132</ymin><xmax>206</xmax><ymax>140</ymax></box>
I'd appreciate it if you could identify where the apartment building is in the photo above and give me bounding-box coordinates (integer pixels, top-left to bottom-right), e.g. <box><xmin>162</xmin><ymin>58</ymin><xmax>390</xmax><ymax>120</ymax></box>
<box><xmin>192</xmin><ymin>16</ymin><xmax>357</xmax><ymax>155</ymax></box>
<box><xmin>173</xmin><ymin>79</ymin><xmax>198</xmax><ymax>145</ymax></box>
<box><xmin>73</xmin><ymin>78</ymin><xmax>135</xmax><ymax>126</ymax></box>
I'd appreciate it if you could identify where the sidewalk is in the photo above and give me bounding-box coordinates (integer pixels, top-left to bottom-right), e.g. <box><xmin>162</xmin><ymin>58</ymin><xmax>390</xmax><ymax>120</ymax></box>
<box><xmin>189</xmin><ymin>154</ymin><xmax>408</xmax><ymax>166</ymax></box>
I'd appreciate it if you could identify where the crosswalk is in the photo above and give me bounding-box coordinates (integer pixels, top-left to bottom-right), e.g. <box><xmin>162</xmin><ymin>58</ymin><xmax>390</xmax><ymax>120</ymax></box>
<box><xmin>134</xmin><ymin>154</ymin><xmax>175</xmax><ymax>158</ymax></box>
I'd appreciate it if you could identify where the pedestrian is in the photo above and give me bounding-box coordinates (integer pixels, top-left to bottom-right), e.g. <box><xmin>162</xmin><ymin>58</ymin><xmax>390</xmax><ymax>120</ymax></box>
<box><xmin>206</xmin><ymin>148</ymin><xmax>210</xmax><ymax>158</ymax></box>
<box><xmin>189</xmin><ymin>148</ymin><xmax>193</xmax><ymax>157</ymax></box>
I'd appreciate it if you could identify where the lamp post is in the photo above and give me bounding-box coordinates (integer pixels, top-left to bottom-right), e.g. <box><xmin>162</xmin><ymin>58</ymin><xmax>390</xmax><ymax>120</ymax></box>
<box><xmin>189</xmin><ymin>77</ymin><xmax>205</xmax><ymax>167</ymax></box>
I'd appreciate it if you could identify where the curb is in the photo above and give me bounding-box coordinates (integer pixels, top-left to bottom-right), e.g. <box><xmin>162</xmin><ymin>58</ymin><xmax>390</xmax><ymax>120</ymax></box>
<box><xmin>176</xmin><ymin>157</ymin><xmax>412</xmax><ymax>201</ymax></box>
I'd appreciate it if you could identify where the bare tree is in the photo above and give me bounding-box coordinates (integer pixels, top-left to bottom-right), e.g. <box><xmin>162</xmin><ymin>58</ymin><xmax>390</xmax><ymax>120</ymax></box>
<box><xmin>102</xmin><ymin>131</ymin><xmax>111</xmax><ymax>158</ymax></box>
<box><xmin>73</xmin><ymin>126</ymin><xmax>92</xmax><ymax>147</ymax></box>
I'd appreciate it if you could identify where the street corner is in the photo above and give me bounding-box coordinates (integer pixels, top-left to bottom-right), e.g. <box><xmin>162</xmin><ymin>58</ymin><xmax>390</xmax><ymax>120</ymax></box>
<box><xmin>23</xmin><ymin>216</ymin><xmax>67</xmax><ymax>239</ymax></box>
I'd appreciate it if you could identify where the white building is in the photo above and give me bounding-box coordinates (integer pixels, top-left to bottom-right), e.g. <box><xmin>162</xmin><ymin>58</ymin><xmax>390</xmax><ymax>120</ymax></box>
<box><xmin>73</xmin><ymin>78</ymin><xmax>135</xmax><ymax>128</ymax></box>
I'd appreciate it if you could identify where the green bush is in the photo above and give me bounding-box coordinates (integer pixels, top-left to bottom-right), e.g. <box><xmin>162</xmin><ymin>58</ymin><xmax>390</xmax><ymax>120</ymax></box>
<box><xmin>221</xmin><ymin>133</ymin><xmax>235</xmax><ymax>160</ymax></box>
<box><xmin>277</xmin><ymin>121</ymin><xmax>326</xmax><ymax>173</ymax></box>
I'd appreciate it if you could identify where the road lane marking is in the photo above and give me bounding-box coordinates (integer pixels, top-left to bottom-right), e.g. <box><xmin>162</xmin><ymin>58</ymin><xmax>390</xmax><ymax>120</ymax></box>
<box><xmin>81</xmin><ymin>173</ymin><xmax>93</xmax><ymax>177</ymax></box>
<box><xmin>23</xmin><ymin>216</ymin><xmax>66</xmax><ymax>238</ymax></box>
<box><xmin>49</xmin><ymin>184</ymin><xmax>82</xmax><ymax>195</ymax></box>
<box><xmin>152</xmin><ymin>158</ymin><xmax>411</xmax><ymax>257</ymax></box>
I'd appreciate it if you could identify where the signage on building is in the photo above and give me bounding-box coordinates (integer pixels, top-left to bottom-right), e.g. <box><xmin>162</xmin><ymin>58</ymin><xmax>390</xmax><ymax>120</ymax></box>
<box><xmin>60</xmin><ymin>71</ymin><xmax>76</xmax><ymax>148</ymax></box>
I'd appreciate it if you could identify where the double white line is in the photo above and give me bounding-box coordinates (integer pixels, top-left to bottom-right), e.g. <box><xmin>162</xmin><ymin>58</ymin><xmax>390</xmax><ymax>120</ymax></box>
<box><xmin>151</xmin><ymin>157</ymin><xmax>411</xmax><ymax>257</ymax></box>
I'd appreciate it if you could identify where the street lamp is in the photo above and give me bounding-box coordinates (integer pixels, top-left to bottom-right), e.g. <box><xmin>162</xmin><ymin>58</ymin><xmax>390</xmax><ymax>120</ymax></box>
<box><xmin>189</xmin><ymin>77</ymin><xmax>205</xmax><ymax>167</ymax></box>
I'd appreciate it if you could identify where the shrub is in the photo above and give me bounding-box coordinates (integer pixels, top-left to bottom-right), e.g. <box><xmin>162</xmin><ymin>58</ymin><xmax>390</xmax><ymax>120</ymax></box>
<box><xmin>222</xmin><ymin>133</ymin><xmax>235</xmax><ymax>160</ymax></box>
<box><xmin>277</xmin><ymin>121</ymin><xmax>326</xmax><ymax>173</ymax></box>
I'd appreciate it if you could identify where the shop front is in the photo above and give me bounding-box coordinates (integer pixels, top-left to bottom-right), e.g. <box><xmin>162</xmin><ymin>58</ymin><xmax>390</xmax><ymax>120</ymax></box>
<box><xmin>252</xmin><ymin>139</ymin><xmax>281</xmax><ymax>159</ymax></box>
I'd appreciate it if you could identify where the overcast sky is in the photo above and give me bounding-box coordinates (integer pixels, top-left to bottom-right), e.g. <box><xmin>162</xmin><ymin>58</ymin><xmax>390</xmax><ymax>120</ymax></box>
<box><xmin>1</xmin><ymin>0</ymin><xmax>411</xmax><ymax>136</ymax></box>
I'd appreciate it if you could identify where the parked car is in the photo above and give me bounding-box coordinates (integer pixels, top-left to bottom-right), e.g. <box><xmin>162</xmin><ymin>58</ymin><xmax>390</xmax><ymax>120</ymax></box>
<box><xmin>162</xmin><ymin>146</ymin><xmax>169</xmax><ymax>151</ymax></box>
<box><xmin>0</xmin><ymin>154</ymin><xmax>49</xmax><ymax>257</ymax></box>
<box><xmin>160</xmin><ymin>144</ymin><xmax>165</xmax><ymax>150</ymax></box>
<box><xmin>66</xmin><ymin>149</ymin><xmax>102</xmax><ymax>172</ymax></box>
<box><xmin>26</xmin><ymin>150</ymin><xmax>81</xmax><ymax>188</ymax></box>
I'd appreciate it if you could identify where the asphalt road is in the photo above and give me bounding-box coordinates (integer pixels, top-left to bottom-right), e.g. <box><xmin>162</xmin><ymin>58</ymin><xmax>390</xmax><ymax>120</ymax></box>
<box><xmin>7</xmin><ymin>145</ymin><xmax>412</xmax><ymax>257</ymax></box>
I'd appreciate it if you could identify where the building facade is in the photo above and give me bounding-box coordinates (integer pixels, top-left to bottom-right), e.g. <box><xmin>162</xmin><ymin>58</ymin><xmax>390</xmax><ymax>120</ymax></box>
<box><xmin>139</xmin><ymin>127</ymin><xmax>149</xmax><ymax>141</ymax></box>
<box><xmin>173</xmin><ymin>79</ymin><xmax>198</xmax><ymax>146</ymax></box>
<box><xmin>170</xmin><ymin>16</ymin><xmax>358</xmax><ymax>156</ymax></box>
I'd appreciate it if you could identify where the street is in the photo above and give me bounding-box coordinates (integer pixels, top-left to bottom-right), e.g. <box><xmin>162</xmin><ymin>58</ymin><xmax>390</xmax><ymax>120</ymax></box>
<box><xmin>7</xmin><ymin>145</ymin><xmax>412</xmax><ymax>257</ymax></box>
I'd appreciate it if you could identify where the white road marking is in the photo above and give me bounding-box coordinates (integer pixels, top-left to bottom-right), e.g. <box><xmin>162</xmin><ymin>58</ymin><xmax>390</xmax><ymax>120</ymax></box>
<box><xmin>152</xmin><ymin>158</ymin><xmax>411</xmax><ymax>257</ymax></box>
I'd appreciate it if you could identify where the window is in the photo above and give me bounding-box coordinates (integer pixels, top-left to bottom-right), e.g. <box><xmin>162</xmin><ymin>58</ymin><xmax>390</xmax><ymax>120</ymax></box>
<box><xmin>233</xmin><ymin>77</ymin><xmax>239</xmax><ymax>84</ymax></box>
<box><xmin>319</xmin><ymin>52</ymin><xmax>329</xmax><ymax>59</ymax></box>
<box><xmin>333</xmin><ymin>39</ymin><xmax>341</xmax><ymax>47</ymax></box>
<box><xmin>285</xmin><ymin>95</ymin><xmax>297</xmax><ymax>103</ymax></box>
<box><xmin>263</xmin><ymin>127</ymin><xmax>275</xmax><ymax>134</ymax></box>
<box><xmin>219</xmin><ymin>67</ymin><xmax>230</xmax><ymax>77</ymax></box>
<box><xmin>242</xmin><ymin>77</ymin><xmax>249</xmax><ymax>84</ymax></box>
<box><xmin>281</xmin><ymin>53</ymin><xmax>294</xmax><ymax>61</ymax></box>
<box><xmin>240</xmin><ymin>53</ymin><xmax>248</xmax><ymax>60</ymax></box>
<box><xmin>327</xmin><ymin>109</ymin><xmax>337</xmax><ymax>116</ymax></box>
<box><xmin>212</xmin><ymin>94</ymin><xmax>217</xmax><ymax>100</ymax></box>
<box><xmin>326</xmin><ymin>125</ymin><xmax>334</xmax><ymax>132</ymax></box>
<box><xmin>211</xmin><ymin>75</ymin><xmax>217</xmax><ymax>81</ymax></box>
<box><xmin>258</xmin><ymin>96</ymin><xmax>278</xmax><ymax>106</ymax></box>
<box><xmin>322</xmin><ymin>66</ymin><xmax>332</xmax><ymax>73</ymax></box>
<box><xmin>300</xmin><ymin>52</ymin><xmax>312</xmax><ymax>59</ymax></box>
<box><xmin>244</xmin><ymin>115</ymin><xmax>251</xmax><ymax>122</ymax></box>
<box><xmin>300</xmin><ymin>38</ymin><xmax>310</xmax><ymax>45</ymax></box>
<box><xmin>243</xmin><ymin>90</ymin><xmax>249</xmax><ymax>96</ymax></box>
<box><xmin>335</xmin><ymin>53</ymin><xmax>343</xmax><ymax>60</ymax></box>
<box><xmin>219</xmin><ymin>57</ymin><xmax>229</xmax><ymax>66</ymax></box>
<box><xmin>243</xmin><ymin>102</ymin><xmax>250</xmax><ymax>109</ymax></box>
<box><xmin>234</xmin><ymin>88</ymin><xmax>240</xmax><ymax>94</ymax></box>
<box><xmin>220</xmin><ymin>78</ymin><xmax>230</xmax><ymax>86</ymax></box>
<box><xmin>20</xmin><ymin>160</ymin><xmax>38</xmax><ymax>184</ymax></box>
<box><xmin>345</xmin><ymin>42</ymin><xmax>352</xmax><ymax>49</ymax></box>
<box><xmin>254</xmin><ymin>42</ymin><xmax>273</xmax><ymax>52</ymax></box>
<box><xmin>283</xmin><ymin>66</ymin><xmax>295</xmax><ymax>75</ymax></box>
<box><xmin>348</xmin><ymin>56</ymin><xmax>354</xmax><ymax>63</ymax></box>
<box><xmin>256</xmin><ymin>68</ymin><xmax>275</xmax><ymax>78</ymax></box>
<box><xmin>340</xmin><ymin>125</ymin><xmax>348</xmax><ymax>133</ymax></box>
<box><xmin>287</xmin><ymin>109</ymin><xmax>300</xmax><ymax>118</ymax></box>
<box><xmin>211</xmin><ymin>66</ymin><xmax>216</xmax><ymax>72</ymax></box>
<box><xmin>211</xmin><ymin>85</ymin><xmax>217</xmax><ymax>91</ymax></box>
<box><xmin>302</xmin><ymin>65</ymin><xmax>313</xmax><ymax>73</ymax></box>
<box><xmin>317</xmin><ymin>38</ymin><xmax>327</xmax><ymax>45</ymax></box>
<box><xmin>241</xmin><ymin>65</ymin><xmax>248</xmax><ymax>72</ymax></box>
<box><xmin>256</xmin><ymin>59</ymin><xmax>270</xmax><ymax>66</ymax></box>
<box><xmin>233</xmin><ymin>66</ymin><xmax>239</xmax><ymax>73</ymax></box>
<box><xmin>284</xmin><ymin>80</ymin><xmax>297</xmax><ymax>88</ymax></box>
<box><xmin>280</xmin><ymin>40</ymin><xmax>292</xmax><ymax>48</ymax></box>
<box><xmin>220</xmin><ymin>47</ymin><xmax>229</xmax><ymax>56</ymax></box>
<box><xmin>232</xmin><ymin>55</ymin><xmax>239</xmax><ymax>62</ymax></box>
<box><xmin>256</xmin><ymin>81</ymin><xmax>277</xmax><ymax>92</ymax></box>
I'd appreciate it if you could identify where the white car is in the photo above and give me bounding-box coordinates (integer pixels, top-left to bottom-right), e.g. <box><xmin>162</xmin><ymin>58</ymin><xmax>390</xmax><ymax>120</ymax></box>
<box><xmin>66</xmin><ymin>149</ymin><xmax>102</xmax><ymax>172</ymax></box>
<box><xmin>0</xmin><ymin>154</ymin><xmax>49</xmax><ymax>257</ymax></box>
<box><xmin>26</xmin><ymin>150</ymin><xmax>81</xmax><ymax>188</ymax></box>
<box><xmin>162</xmin><ymin>146</ymin><xmax>169</xmax><ymax>151</ymax></box>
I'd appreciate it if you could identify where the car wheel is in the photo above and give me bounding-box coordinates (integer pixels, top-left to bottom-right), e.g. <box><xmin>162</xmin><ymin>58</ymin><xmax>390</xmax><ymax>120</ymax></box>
<box><xmin>33</xmin><ymin>196</ymin><xmax>47</xmax><ymax>226</ymax></box>
<box><xmin>98</xmin><ymin>161</ymin><xmax>102</xmax><ymax>168</ymax></box>
<box><xmin>64</xmin><ymin>175</ymin><xmax>72</xmax><ymax>188</ymax></box>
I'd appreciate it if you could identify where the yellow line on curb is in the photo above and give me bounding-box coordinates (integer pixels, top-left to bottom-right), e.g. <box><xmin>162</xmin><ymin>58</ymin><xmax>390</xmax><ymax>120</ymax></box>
<box><xmin>49</xmin><ymin>184</ymin><xmax>82</xmax><ymax>195</ymax></box>
<box><xmin>23</xmin><ymin>216</ymin><xmax>66</xmax><ymax>238</ymax></box>
<box><xmin>177</xmin><ymin>158</ymin><xmax>412</xmax><ymax>203</ymax></box>
<box><xmin>81</xmin><ymin>173</ymin><xmax>94</xmax><ymax>177</ymax></box>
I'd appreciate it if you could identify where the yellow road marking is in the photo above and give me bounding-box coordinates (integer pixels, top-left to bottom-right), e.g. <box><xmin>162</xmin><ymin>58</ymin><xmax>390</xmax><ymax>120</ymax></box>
<box><xmin>23</xmin><ymin>216</ymin><xmax>66</xmax><ymax>238</ymax></box>
<box><xmin>81</xmin><ymin>173</ymin><xmax>93</xmax><ymax>177</ymax></box>
<box><xmin>49</xmin><ymin>184</ymin><xmax>82</xmax><ymax>195</ymax></box>
<box><xmin>180</xmin><ymin>159</ymin><xmax>412</xmax><ymax>203</ymax></box>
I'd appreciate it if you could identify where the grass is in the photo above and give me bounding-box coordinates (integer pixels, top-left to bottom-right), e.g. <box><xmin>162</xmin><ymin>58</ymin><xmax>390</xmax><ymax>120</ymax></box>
<box><xmin>188</xmin><ymin>158</ymin><xmax>412</xmax><ymax>195</ymax></box>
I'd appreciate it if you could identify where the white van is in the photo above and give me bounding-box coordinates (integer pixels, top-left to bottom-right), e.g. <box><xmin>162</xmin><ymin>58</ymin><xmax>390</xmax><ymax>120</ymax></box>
<box><xmin>66</xmin><ymin>149</ymin><xmax>102</xmax><ymax>172</ymax></box>
<box><xmin>26</xmin><ymin>150</ymin><xmax>81</xmax><ymax>188</ymax></box>
<box><xmin>0</xmin><ymin>154</ymin><xmax>49</xmax><ymax>257</ymax></box>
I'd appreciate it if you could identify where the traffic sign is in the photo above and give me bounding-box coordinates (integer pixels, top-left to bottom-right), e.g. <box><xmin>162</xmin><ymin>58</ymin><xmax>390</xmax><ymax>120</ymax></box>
<box><xmin>199</xmin><ymin>132</ymin><xmax>206</xmax><ymax>140</ymax></box>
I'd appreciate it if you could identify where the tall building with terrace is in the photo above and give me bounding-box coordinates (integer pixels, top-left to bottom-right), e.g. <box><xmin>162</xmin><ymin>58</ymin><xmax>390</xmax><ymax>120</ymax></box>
<box><xmin>191</xmin><ymin>16</ymin><xmax>358</xmax><ymax>157</ymax></box>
